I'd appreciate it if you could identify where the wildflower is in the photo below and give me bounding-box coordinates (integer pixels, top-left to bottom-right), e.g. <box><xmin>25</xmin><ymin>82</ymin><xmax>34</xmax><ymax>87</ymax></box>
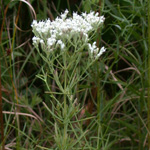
<box><xmin>88</xmin><ymin>42</ymin><xmax>106</xmax><ymax>59</ymax></box>
<box><xmin>57</xmin><ymin>40</ymin><xmax>65</xmax><ymax>50</ymax></box>
<box><xmin>97</xmin><ymin>47</ymin><xmax>106</xmax><ymax>58</ymax></box>
<box><xmin>32</xmin><ymin>36</ymin><xmax>40</xmax><ymax>46</ymax></box>
<box><xmin>47</xmin><ymin>37</ymin><xmax>56</xmax><ymax>46</ymax></box>
<box><xmin>60</xmin><ymin>9</ymin><xmax>69</xmax><ymax>20</ymax></box>
<box><xmin>31</xmin><ymin>9</ymin><xmax>106</xmax><ymax>58</ymax></box>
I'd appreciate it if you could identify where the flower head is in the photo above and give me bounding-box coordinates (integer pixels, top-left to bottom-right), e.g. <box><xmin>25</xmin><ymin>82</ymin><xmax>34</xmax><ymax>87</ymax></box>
<box><xmin>31</xmin><ymin>9</ymin><xmax>105</xmax><ymax>58</ymax></box>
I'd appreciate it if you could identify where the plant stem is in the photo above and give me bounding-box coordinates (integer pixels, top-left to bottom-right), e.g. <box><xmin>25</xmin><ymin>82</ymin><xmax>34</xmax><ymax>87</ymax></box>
<box><xmin>63</xmin><ymin>51</ymin><xmax>68</xmax><ymax>147</ymax></box>
<box><xmin>67</xmin><ymin>0</ymin><xmax>71</xmax><ymax>13</ymax></box>
<box><xmin>96</xmin><ymin>0</ymin><xmax>104</xmax><ymax>123</ymax></box>
<box><xmin>148</xmin><ymin>0</ymin><xmax>150</xmax><ymax>148</ymax></box>
<box><xmin>11</xmin><ymin>2</ymin><xmax>22</xmax><ymax>149</ymax></box>
<box><xmin>97</xmin><ymin>64</ymin><xmax>101</xmax><ymax>122</ymax></box>
<box><xmin>0</xmin><ymin>60</ymin><xmax>4</xmax><ymax>150</ymax></box>
<box><xmin>56</xmin><ymin>0</ymin><xmax>61</xmax><ymax>10</ymax></box>
<box><xmin>63</xmin><ymin>51</ymin><xmax>67</xmax><ymax>116</ymax></box>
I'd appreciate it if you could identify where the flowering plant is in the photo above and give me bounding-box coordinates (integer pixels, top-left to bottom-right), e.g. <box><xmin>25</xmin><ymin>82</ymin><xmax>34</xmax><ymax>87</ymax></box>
<box><xmin>31</xmin><ymin>10</ymin><xmax>105</xmax><ymax>59</ymax></box>
<box><xmin>31</xmin><ymin>9</ymin><xmax>105</xmax><ymax>149</ymax></box>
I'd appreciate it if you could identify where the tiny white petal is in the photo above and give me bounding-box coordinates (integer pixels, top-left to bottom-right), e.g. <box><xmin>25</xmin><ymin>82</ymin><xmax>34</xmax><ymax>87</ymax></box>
<box><xmin>97</xmin><ymin>47</ymin><xmax>106</xmax><ymax>57</ymax></box>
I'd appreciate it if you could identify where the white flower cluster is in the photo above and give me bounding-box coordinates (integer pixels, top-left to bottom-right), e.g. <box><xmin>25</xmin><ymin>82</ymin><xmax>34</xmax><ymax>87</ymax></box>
<box><xmin>88</xmin><ymin>42</ymin><xmax>106</xmax><ymax>59</ymax></box>
<box><xmin>31</xmin><ymin>9</ymin><xmax>106</xmax><ymax>59</ymax></box>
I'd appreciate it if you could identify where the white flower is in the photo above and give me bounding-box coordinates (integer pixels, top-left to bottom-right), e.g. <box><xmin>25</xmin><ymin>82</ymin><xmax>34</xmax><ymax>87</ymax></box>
<box><xmin>88</xmin><ymin>42</ymin><xmax>98</xmax><ymax>54</ymax></box>
<box><xmin>97</xmin><ymin>47</ymin><xmax>106</xmax><ymax>57</ymax></box>
<box><xmin>88</xmin><ymin>42</ymin><xmax>106</xmax><ymax>59</ymax></box>
<box><xmin>82</xmin><ymin>11</ymin><xmax>105</xmax><ymax>28</ymax></box>
<box><xmin>40</xmin><ymin>39</ymin><xmax>44</xmax><ymax>44</ymax></box>
<box><xmin>31</xmin><ymin>20</ymin><xmax>38</xmax><ymax>28</ymax></box>
<box><xmin>100</xmin><ymin>16</ymin><xmax>105</xmax><ymax>23</ymax></box>
<box><xmin>47</xmin><ymin>37</ymin><xmax>56</xmax><ymax>47</ymax></box>
<box><xmin>31</xmin><ymin>9</ymin><xmax>105</xmax><ymax>56</ymax></box>
<box><xmin>32</xmin><ymin>36</ymin><xmax>40</xmax><ymax>46</ymax></box>
<box><xmin>60</xmin><ymin>9</ymin><xmax>69</xmax><ymax>20</ymax></box>
<box><xmin>57</xmin><ymin>40</ymin><xmax>65</xmax><ymax>50</ymax></box>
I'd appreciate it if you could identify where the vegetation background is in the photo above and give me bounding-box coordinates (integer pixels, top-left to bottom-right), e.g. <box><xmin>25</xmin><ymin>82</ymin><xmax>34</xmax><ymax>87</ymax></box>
<box><xmin>0</xmin><ymin>0</ymin><xmax>149</xmax><ymax>149</ymax></box>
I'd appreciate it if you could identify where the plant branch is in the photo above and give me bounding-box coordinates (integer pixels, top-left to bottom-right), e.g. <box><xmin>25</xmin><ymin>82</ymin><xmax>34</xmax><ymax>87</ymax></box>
<box><xmin>0</xmin><ymin>60</ymin><xmax>4</xmax><ymax>150</ymax></box>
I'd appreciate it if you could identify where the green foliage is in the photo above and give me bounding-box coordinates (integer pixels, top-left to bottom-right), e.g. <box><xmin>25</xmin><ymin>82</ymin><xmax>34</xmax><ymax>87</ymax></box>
<box><xmin>0</xmin><ymin>0</ymin><xmax>149</xmax><ymax>149</ymax></box>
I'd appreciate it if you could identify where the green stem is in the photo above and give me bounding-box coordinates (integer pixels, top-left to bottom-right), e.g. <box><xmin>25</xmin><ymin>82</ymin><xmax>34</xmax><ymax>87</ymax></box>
<box><xmin>148</xmin><ymin>0</ymin><xmax>150</xmax><ymax>148</ymax></box>
<box><xmin>63</xmin><ymin>51</ymin><xmax>67</xmax><ymax>116</ymax></box>
<box><xmin>56</xmin><ymin>0</ymin><xmax>61</xmax><ymax>10</ymax></box>
<box><xmin>63</xmin><ymin>51</ymin><xmax>68</xmax><ymax>147</ymax></box>
<box><xmin>67</xmin><ymin>0</ymin><xmax>71</xmax><ymax>14</ymax></box>
<box><xmin>96</xmin><ymin>0</ymin><xmax>104</xmax><ymax>148</ymax></box>
<box><xmin>96</xmin><ymin>60</ymin><xmax>102</xmax><ymax>123</ymax></box>
<box><xmin>97</xmin><ymin>0</ymin><xmax>103</xmax><ymax>123</ymax></box>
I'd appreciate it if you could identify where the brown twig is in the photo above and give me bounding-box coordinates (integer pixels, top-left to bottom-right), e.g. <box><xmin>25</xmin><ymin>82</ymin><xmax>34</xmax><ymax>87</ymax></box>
<box><xmin>0</xmin><ymin>60</ymin><xmax>4</xmax><ymax>150</ymax></box>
